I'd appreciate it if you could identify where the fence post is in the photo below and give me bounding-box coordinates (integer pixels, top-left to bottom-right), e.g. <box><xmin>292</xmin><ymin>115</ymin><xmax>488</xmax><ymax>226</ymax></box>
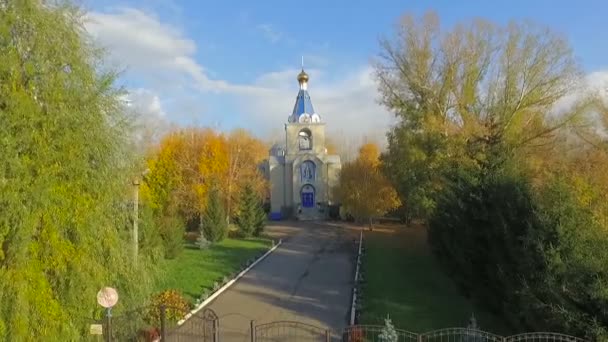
<box><xmin>160</xmin><ymin>305</ymin><xmax>166</xmax><ymax>341</ymax></box>
<box><xmin>250</xmin><ymin>320</ymin><xmax>256</xmax><ymax>342</ymax></box>
<box><xmin>105</xmin><ymin>308</ymin><xmax>112</xmax><ymax>342</ymax></box>
<box><xmin>417</xmin><ymin>334</ymin><xmax>422</xmax><ymax>342</ymax></box>
<box><xmin>213</xmin><ymin>319</ymin><xmax>219</xmax><ymax>342</ymax></box>
<box><xmin>325</xmin><ymin>329</ymin><xmax>331</xmax><ymax>342</ymax></box>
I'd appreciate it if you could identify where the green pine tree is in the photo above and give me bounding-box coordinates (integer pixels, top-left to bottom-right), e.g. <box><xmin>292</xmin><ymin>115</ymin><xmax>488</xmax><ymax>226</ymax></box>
<box><xmin>236</xmin><ymin>183</ymin><xmax>266</xmax><ymax>237</ymax></box>
<box><xmin>203</xmin><ymin>184</ymin><xmax>227</xmax><ymax>242</ymax></box>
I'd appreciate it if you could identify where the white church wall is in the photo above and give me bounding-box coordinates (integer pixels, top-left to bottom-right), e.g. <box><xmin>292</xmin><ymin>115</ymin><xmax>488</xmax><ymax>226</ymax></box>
<box><xmin>268</xmin><ymin>162</ymin><xmax>284</xmax><ymax>214</ymax></box>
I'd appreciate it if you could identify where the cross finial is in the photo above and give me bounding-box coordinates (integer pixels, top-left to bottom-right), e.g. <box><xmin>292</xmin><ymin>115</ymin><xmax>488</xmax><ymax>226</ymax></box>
<box><xmin>301</xmin><ymin>55</ymin><xmax>304</xmax><ymax>69</ymax></box>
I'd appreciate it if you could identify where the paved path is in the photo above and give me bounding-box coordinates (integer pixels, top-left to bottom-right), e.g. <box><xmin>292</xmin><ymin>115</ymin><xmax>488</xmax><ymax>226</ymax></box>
<box><xmin>202</xmin><ymin>221</ymin><xmax>355</xmax><ymax>341</ymax></box>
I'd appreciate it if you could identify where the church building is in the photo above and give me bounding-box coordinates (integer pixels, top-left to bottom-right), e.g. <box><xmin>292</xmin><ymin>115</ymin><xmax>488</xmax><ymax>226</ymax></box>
<box><xmin>264</xmin><ymin>69</ymin><xmax>341</xmax><ymax>220</ymax></box>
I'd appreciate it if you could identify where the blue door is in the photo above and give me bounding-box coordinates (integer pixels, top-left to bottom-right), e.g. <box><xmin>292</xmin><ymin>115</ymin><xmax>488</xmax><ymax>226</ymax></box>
<box><xmin>302</xmin><ymin>192</ymin><xmax>314</xmax><ymax>208</ymax></box>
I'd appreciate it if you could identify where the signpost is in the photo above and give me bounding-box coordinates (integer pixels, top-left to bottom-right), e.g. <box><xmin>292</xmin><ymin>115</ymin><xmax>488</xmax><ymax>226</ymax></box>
<box><xmin>97</xmin><ymin>287</ymin><xmax>118</xmax><ymax>342</ymax></box>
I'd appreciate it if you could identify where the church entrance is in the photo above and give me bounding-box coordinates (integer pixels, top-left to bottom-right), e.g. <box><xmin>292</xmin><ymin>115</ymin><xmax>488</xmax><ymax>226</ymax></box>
<box><xmin>301</xmin><ymin>184</ymin><xmax>315</xmax><ymax>208</ymax></box>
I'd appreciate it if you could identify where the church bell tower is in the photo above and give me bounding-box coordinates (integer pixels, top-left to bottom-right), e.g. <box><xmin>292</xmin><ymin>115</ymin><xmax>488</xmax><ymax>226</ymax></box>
<box><xmin>266</xmin><ymin>67</ymin><xmax>341</xmax><ymax>221</ymax></box>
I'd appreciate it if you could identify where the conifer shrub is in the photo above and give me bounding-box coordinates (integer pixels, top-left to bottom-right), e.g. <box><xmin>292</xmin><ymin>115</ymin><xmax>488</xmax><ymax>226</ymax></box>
<box><xmin>235</xmin><ymin>183</ymin><xmax>266</xmax><ymax>237</ymax></box>
<box><xmin>202</xmin><ymin>184</ymin><xmax>227</xmax><ymax>242</ymax></box>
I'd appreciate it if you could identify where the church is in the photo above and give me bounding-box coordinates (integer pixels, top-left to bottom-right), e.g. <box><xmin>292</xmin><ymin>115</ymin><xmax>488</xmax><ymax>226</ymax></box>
<box><xmin>264</xmin><ymin>68</ymin><xmax>341</xmax><ymax>220</ymax></box>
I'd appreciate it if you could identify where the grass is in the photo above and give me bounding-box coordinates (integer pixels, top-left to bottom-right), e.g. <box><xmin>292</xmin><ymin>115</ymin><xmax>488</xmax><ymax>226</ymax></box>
<box><xmin>360</xmin><ymin>223</ymin><xmax>510</xmax><ymax>334</ymax></box>
<box><xmin>157</xmin><ymin>237</ymin><xmax>272</xmax><ymax>304</ymax></box>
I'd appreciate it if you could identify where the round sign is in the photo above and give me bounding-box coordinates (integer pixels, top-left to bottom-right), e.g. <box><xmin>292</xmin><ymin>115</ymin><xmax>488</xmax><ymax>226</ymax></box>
<box><xmin>97</xmin><ymin>287</ymin><xmax>119</xmax><ymax>308</ymax></box>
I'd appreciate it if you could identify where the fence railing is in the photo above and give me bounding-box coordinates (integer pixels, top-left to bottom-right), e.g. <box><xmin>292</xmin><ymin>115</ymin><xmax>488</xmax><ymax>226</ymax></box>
<box><xmin>341</xmin><ymin>325</ymin><xmax>586</xmax><ymax>342</ymax></box>
<box><xmin>97</xmin><ymin>305</ymin><xmax>589</xmax><ymax>342</ymax></box>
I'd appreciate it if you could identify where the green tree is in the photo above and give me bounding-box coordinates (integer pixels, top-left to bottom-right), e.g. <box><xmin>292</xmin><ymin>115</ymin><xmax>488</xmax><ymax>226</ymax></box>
<box><xmin>202</xmin><ymin>184</ymin><xmax>227</xmax><ymax>242</ymax></box>
<box><xmin>376</xmin><ymin>11</ymin><xmax>587</xmax><ymax>221</ymax></box>
<box><xmin>0</xmin><ymin>1</ymin><xmax>156</xmax><ymax>339</ymax></box>
<box><xmin>235</xmin><ymin>183</ymin><xmax>266</xmax><ymax>237</ymax></box>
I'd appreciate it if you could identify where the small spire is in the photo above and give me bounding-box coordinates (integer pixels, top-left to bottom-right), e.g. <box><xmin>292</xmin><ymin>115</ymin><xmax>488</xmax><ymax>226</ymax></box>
<box><xmin>301</xmin><ymin>55</ymin><xmax>304</xmax><ymax>69</ymax></box>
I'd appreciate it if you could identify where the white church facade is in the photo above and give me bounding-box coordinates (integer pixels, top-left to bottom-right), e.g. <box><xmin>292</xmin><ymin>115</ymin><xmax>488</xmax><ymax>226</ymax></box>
<box><xmin>263</xmin><ymin>69</ymin><xmax>341</xmax><ymax>220</ymax></box>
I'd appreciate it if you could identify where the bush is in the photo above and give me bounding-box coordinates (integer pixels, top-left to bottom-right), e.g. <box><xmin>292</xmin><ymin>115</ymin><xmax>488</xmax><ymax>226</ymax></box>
<box><xmin>147</xmin><ymin>290</ymin><xmax>191</xmax><ymax>327</ymax></box>
<box><xmin>235</xmin><ymin>183</ymin><xmax>266</xmax><ymax>237</ymax></box>
<box><xmin>202</xmin><ymin>185</ymin><xmax>227</xmax><ymax>242</ymax></box>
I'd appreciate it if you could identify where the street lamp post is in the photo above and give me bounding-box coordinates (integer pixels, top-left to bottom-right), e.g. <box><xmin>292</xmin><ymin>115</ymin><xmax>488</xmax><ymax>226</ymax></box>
<box><xmin>132</xmin><ymin>178</ymin><xmax>140</xmax><ymax>264</ymax></box>
<box><xmin>132</xmin><ymin>169</ymin><xmax>150</xmax><ymax>265</ymax></box>
<box><xmin>97</xmin><ymin>287</ymin><xmax>119</xmax><ymax>342</ymax></box>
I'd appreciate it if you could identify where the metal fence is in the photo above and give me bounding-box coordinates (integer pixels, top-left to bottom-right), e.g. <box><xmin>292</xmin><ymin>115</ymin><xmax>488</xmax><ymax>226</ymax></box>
<box><xmin>341</xmin><ymin>326</ymin><xmax>586</xmax><ymax>342</ymax></box>
<box><xmin>97</xmin><ymin>305</ymin><xmax>588</xmax><ymax>342</ymax></box>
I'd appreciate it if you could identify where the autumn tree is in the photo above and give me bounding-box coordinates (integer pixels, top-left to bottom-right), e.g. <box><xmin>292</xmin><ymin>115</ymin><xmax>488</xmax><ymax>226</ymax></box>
<box><xmin>325</xmin><ymin>136</ymin><xmax>339</xmax><ymax>155</ymax></box>
<box><xmin>0</xmin><ymin>1</ymin><xmax>156</xmax><ymax>339</ymax></box>
<box><xmin>142</xmin><ymin>128</ymin><xmax>229</xmax><ymax>228</ymax></box>
<box><xmin>225</xmin><ymin>129</ymin><xmax>268</xmax><ymax>223</ymax></box>
<box><xmin>335</xmin><ymin>143</ymin><xmax>400</xmax><ymax>228</ymax></box>
<box><xmin>175</xmin><ymin>128</ymin><xmax>228</xmax><ymax>225</ymax></box>
<box><xmin>142</xmin><ymin>127</ymin><xmax>268</xmax><ymax>244</ymax></box>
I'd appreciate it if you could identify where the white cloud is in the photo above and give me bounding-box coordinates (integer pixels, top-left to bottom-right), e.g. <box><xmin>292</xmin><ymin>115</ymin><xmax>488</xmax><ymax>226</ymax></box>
<box><xmin>550</xmin><ymin>71</ymin><xmax>608</xmax><ymax>119</ymax></box>
<box><xmin>83</xmin><ymin>7</ymin><xmax>393</xmax><ymax>147</ymax></box>
<box><xmin>256</xmin><ymin>24</ymin><xmax>283</xmax><ymax>44</ymax></box>
<box><xmin>84</xmin><ymin>7</ymin><xmax>227</xmax><ymax>91</ymax></box>
<box><xmin>126</xmin><ymin>88</ymin><xmax>166</xmax><ymax>118</ymax></box>
<box><xmin>123</xmin><ymin>89</ymin><xmax>173</xmax><ymax>149</ymax></box>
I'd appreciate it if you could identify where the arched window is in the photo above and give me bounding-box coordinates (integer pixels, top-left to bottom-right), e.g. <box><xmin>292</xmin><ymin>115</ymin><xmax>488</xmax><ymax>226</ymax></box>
<box><xmin>298</xmin><ymin>128</ymin><xmax>312</xmax><ymax>150</ymax></box>
<box><xmin>300</xmin><ymin>160</ymin><xmax>316</xmax><ymax>183</ymax></box>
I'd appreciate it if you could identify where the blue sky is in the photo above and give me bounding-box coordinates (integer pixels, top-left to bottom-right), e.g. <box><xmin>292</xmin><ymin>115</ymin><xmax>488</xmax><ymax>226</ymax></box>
<box><xmin>84</xmin><ymin>0</ymin><xmax>608</xmax><ymax>144</ymax></box>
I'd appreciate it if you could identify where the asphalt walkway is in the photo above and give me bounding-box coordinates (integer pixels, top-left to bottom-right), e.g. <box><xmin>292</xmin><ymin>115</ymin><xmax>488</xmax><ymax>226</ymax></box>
<box><xmin>204</xmin><ymin>221</ymin><xmax>356</xmax><ymax>341</ymax></box>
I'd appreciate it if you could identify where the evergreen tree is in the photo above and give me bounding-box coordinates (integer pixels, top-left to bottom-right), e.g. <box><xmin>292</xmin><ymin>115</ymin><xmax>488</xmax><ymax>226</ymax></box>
<box><xmin>196</xmin><ymin>216</ymin><xmax>211</xmax><ymax>249</ymax></box>
<box><xmin>0</xmin><ymin>1</ymin><xmax>156</xmax><ymax>339</ymax></box>
<box><xmin>235</xmin><ymin>183</ymin><xmax>266</xmax><ymax>237</ymax></box>
<box><xmin>378</xmin><ymin>315</ymin><xmax>398</xmax><ymax>342</ymax></box>
<box><xmin>202</xmin><ymin>184</ymin><xmax>227</xmax><ymax>242</ymax></box>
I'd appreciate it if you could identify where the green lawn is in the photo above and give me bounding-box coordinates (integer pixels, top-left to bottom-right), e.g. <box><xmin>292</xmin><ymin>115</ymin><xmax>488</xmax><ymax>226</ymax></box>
<box><xmin>157</xmin><ymin>238</ymin><xmax>272</xmax><ymax>304</ymax></box>
<box><xmin>361</xmin><ymin>224</ymin><xmax>510</xmax><ymax>334</ymax></box>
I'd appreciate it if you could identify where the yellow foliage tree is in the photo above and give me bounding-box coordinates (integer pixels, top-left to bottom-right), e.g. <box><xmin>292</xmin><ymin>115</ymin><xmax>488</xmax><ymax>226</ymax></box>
<box><xmin>335</xmin><ymin>143</ymin><xmax>401</xmax><ymax>228</ymax></box>
<box><xmin>143</xmin><ymin>127</ymin><xmax>268</xmax><ymax>228</ymax></box>
<box><xmin>226</xmin><ymin>129</ymin><xmax>268</xmax><ymax>222</ymax></box>
<box><xmin>197</xmin><ymin>130</ymin><xmax>229</xmax><ymax>210</ymax></box>
<box><xmin>325</xmin><ymin>137</ymin><xmax>339</xmax><ymax>155</ymax></box>
<box><xmin>141</xmin><ymin>132</ymin><xmax>184</xmax><ymax>212</ymax></box>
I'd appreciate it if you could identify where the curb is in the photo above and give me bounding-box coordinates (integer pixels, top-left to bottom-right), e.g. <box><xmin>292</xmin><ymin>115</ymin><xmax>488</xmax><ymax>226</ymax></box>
<box><xmin>177</xmin><ymin>239</ymin><xmax>283</xmax><ymax>326</ymax></box>
<box><xmin>350</xmin><ymin>230</ymin><xmax>363</xmax><ymax>325</ymax></box>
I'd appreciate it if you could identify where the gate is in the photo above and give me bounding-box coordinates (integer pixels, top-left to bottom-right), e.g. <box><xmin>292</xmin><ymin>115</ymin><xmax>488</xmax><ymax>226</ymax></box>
<box><xmin>254</xmin><ymin>321</ymin><xmax>331</xmax><ymax>342</ymax></box>
<box><xmin>420</xmin><ymin>328</ymin><xmax>504</xmax><ymax>342</ymax></box>
<box><xmin>162</xmin><ymin>307</ymin><xmax>219</xmax><ymax>342</ymax></box>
